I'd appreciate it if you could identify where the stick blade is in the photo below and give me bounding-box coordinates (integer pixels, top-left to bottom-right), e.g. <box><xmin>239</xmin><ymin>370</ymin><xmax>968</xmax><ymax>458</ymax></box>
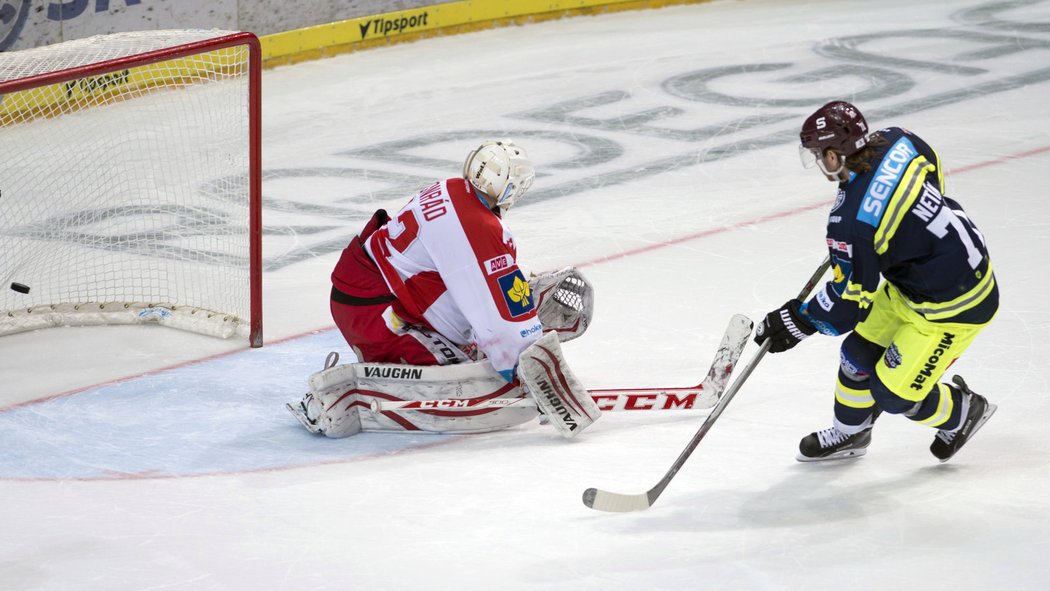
<box><xmin>699</xmin><ymin>313</ymin><xmax>753</xmax><ymax>397</ymax></box>
<box><xmin>581</xmin><ymin>314</ymin><xmax>755</xmax><ymax>514</ymax></box>
<box><xmin>582</xmin><ymin>487</ymin><xmax>653</xmax><ymax>513</ymax></box>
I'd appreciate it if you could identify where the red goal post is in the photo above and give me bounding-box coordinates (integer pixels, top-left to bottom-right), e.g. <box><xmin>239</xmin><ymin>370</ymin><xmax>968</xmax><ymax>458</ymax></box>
<box><xmin>0</xmin><ymin>30</ymin><xmax>263</xmax><ymax>347</ymax></box>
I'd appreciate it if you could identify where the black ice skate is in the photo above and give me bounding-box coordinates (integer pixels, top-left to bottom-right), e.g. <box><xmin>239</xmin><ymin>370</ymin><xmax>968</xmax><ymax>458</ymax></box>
<box><xmin>797</xmin><ymin>425</ymin><xmax>872</xmax><ymax>462</ymax></box>
<box><xmin>930</xmin><ymin>376</ymin><xmax>997</xmax><ymax>462</ymax></box>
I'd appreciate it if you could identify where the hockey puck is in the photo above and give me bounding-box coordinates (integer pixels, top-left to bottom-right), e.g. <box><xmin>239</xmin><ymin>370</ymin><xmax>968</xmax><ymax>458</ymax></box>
<box><xmin>10</xmin><ymin>282</ymin><xmax>30</xmax><ymax>294</ymax></box>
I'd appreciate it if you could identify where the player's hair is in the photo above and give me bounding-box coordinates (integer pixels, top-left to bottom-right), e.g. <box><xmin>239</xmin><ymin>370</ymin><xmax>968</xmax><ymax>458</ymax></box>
<box><xmin>845</xmin><ymin>131</ymin><xmax>890</xmax><ymax>174</ymax></box>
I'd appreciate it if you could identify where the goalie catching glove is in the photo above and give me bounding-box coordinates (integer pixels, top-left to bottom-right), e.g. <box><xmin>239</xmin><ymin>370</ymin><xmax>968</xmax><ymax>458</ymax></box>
<box><xmin>528</xmin><ymin>266</ymin><xmax>594</xmax><ymax>342</ymax></box>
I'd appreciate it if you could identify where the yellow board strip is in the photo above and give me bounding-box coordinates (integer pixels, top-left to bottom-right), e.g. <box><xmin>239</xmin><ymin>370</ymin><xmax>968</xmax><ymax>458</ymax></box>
<box><xmin>2</xmin><ymin>1</ymin><xmax>709</xmax><ymax>120</ymax></box>
<box><xmin>260</xmin><ymin>0</ymin><xmax>712</xmax><ymax>67</ymax></box>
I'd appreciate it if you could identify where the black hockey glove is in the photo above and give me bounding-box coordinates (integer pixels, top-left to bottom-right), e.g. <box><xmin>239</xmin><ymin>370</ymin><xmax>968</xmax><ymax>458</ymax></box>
<box><xmin>754</xmin><ymin>299</ymin><xmax>817</xmax><ymax>353</ymax></box>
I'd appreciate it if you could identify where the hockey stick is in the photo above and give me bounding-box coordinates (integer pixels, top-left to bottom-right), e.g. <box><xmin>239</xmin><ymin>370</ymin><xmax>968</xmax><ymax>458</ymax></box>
<box><xmin>369</xmin><ymin>314</ymin><xmax>753</xmax><ymax>413</ymax></box>
<box><xmin>582</xmin><ymin>256</ymin><xmax>832</xmax><ymax>513</ymax></box>
<box><xmin>371</xmin><ymin>386</ymin><xmax>713</xmax><ymax>413</ymax></box>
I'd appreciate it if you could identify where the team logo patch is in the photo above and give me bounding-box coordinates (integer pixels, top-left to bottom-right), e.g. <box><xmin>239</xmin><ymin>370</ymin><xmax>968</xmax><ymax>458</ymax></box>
<box><xmin>831</xmin><ymin>189</ymin><xmax>846</xmax><ymax>213</ymax></box>
<box><xmin>884</xmin><ymin>343</ymin><xmax>902</xmax><ymax>369</ymax></box>
<box><xmin>497</xmin><ymin>269</ymin><xmax>534</xmax><ymax>317</ymax></box>
<box><xmin>833</xmin><ymin>265</ymin><xmax>845</xmax><ymax>283</ymax></box>
<box><xmin>830</xmin><ymin>256</ymin><xmax>852</xmax><ymax>296</ymax></box>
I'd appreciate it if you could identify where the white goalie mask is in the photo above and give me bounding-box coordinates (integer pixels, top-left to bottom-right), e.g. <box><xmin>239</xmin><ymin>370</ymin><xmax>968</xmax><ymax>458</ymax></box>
<box><xmin>463</xmin><ymin>139</ymin><xmax>535</xmax><ymax>211</ymax></box>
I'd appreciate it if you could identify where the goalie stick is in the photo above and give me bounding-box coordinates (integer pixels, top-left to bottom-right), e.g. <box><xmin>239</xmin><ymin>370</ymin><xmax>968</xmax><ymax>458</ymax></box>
<box><xmin>582</xmin><ymin>256</ymin><xmax>832</xmax><ymax>513</ymax></box>
<box><xmin>369</xmin><ymin>314</ymin><xmax>753</xmax><ymax>413</ymax></box>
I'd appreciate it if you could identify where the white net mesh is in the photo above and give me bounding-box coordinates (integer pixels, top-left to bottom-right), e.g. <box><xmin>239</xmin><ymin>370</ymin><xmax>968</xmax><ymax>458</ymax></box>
<box><xmin>0</xmin><ymin>30</ymin><xmax>257</xmax><ymax>341</ymax></box>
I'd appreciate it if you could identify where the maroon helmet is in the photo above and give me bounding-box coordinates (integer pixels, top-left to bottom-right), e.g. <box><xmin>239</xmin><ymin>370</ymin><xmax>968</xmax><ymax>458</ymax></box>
<box><xmin>799</xmin><ymin>101</ymin><xmax>870</xmax><ymax>157</ymax></box>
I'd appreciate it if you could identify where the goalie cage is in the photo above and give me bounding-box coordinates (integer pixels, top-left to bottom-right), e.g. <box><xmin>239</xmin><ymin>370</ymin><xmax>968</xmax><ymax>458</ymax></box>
<box><xmin>0</xmin><ymin>30</ymin><xmax>263</xmax><ymax>346</ymax></box>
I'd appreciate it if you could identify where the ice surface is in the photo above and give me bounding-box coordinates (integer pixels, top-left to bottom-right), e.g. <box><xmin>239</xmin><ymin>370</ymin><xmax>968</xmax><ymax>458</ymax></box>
<box><xmin>2</xmin><ymin>0</ymin><xmax>1049</xmax><ymax>589</ymax></box>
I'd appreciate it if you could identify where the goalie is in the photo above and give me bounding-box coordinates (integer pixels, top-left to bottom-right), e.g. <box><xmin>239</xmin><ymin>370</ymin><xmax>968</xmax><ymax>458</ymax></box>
<box><xmin>287</xmin><ymin>139</ymin><xmax>600</xmax><ymax>438</ymax></box>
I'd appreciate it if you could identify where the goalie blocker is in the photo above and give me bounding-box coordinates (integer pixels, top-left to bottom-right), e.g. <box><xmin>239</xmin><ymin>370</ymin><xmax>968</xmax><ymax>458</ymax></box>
<box><xmin>287</xmin><ymin>332</ymin><xmax>599</xmax><ymax>438</ymax></box>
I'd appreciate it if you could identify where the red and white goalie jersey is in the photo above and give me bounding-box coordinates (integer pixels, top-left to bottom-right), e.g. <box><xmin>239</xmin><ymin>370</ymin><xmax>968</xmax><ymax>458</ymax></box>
<box><xmin>364</xmin><ymin>178</ymin><xmax>544</xmax><ymax>381</ymax></box>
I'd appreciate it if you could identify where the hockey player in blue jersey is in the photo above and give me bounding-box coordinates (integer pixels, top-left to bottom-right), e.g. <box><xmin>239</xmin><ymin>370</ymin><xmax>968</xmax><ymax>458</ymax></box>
<box><xmin>754</xmin><ymin>101</ymin><xmax>998</xmax><ymax>462</ymax></box>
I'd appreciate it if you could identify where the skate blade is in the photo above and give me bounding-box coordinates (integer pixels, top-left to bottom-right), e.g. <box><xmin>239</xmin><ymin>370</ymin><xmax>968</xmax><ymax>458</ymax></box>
<box><xmin>796</xmin><ymin>448</ymin><xmax>868</xmax><ymax>463</ymax></box>
<box><xmin>286</xmin><ymin>402</ymin><xmax>323</xmax><ymax>434</ymax></box>
<box><xmin>938</xmin><ymin>402</ymin><xmax>997</xmax><ymax>463</ymax></box>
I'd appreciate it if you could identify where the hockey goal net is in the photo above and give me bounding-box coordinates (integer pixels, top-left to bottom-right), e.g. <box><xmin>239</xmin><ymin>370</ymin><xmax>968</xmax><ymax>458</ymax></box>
<box><xmin>0</xmin><ymin>30</ymin><xmax>262</xmax><ymax>347</ymax></box>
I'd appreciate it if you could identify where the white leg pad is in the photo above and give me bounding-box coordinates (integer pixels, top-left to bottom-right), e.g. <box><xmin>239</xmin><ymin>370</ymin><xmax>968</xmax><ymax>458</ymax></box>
<box><xmin>286</xmin><ymin>388</ymin><xmax>363</xmax><ymax>438</ymax></box>
<box><xmin>518</xmin><ymin>332</ymin><xmax>601</xmax><ymax>438</ymax></box>
<box><xmin>290</xmin><ymin>358</ymin><xmax>536</xmax><ymax>437</ymax></box>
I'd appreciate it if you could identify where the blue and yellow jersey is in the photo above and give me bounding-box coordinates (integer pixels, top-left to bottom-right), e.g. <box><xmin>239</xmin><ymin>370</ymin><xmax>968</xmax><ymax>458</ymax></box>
<box><xmin>801</xmin><ymin>127</ymin><xmax>998</xmax><ymax>336</ymax></box>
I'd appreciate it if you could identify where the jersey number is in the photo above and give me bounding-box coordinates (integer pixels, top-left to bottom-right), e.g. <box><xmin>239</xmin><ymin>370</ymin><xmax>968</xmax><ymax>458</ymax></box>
<box><xmin>386</xmin><ymin>210</ymin><xmax>420</xmax><ymax>253</ymax></box>
<box><xmin>925</xmin><ymin>205</ymin><xmax>985</xmax><ymax>269</ymax></box>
